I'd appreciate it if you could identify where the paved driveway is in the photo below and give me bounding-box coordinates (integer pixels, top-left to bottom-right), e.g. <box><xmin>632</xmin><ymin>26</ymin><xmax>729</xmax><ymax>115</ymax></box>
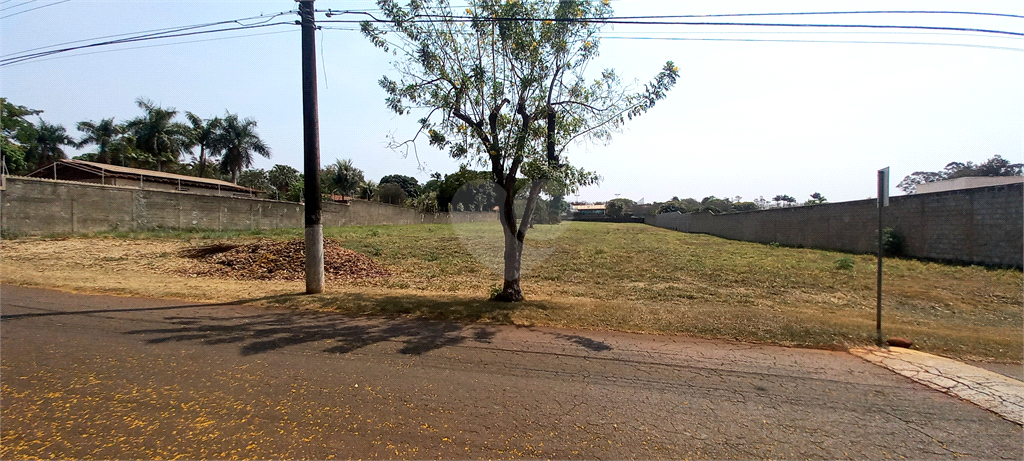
<box><xmin>1</xmin><ymin>285</ymin><xmax>1020</xmax><ymax>459</ymax></box>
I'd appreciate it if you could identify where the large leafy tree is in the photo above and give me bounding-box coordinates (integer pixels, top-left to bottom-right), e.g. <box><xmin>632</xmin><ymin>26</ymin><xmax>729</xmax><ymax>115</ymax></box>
<box><xmin>217</xmin><ymin>113</ymin><xmax>271</xmax><ymax>183</ymax></box>
<box><xmin>363</xmin><ymin>0</ymin><xmax>678</xmax><ymax>301</ymax></box>
<box><xmin>30</xmin><ymin>120</ymin><xmax>75</xmax><ymax>169</ymax></box>
<box><xmin>379</xmin><ymin>174</ymin><xmax>421</xmax><ymax>198</ymax></box>
<box><xmin>1</xmin><ymin>98</ymin><xmax>41</xmax><ymax>175</ymax></box>
<box><xmin>125</xmin><ymin>98</ymin><xmax>190</xmax><ymax>172</ymax></box>
<box><xmin>184</xmin><ymin>112</ymin><xmax>223</xmax><ymax>178</ymax></box>
<box><xmin>898</xmin><ymin>155</ymin><xmax>1024</xmax><ymax>193</ymax></box>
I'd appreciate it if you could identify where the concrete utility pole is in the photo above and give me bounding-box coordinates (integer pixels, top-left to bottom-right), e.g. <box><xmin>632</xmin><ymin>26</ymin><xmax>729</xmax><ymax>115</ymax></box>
<box><xmin>299</xmin><ymin>0</ymin><xmax>324</xmax><ymax>293</ymax></box>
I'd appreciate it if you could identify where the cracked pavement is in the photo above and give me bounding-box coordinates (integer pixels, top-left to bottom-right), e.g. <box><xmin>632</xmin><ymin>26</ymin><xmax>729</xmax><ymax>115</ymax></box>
<box><xmin>2</xmin><ymin>285</ymin><xmax>1021</xmax><ymax>459</ymax></box>
<box><xmin>850</xmin><ymin>346</ymin><xmax>1024</xmax><ymax>426</ymax></box>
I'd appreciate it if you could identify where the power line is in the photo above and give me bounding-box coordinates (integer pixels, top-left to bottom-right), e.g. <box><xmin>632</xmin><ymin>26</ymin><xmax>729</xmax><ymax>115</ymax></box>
<box><xmin>556</xmin><ymin>10</ymin><xmax>1024</xmax><ymax>20</ymax></box>
<box><xmin>0</xmin><ymin>0</ymin><xmax>68</xmax><ymax>20</ymax></box>
<box><xmin>321</xmin><ymin>15</ymin><xmax>1024</xmax><ymax>38</ymax></box>
<box><xmin>0</xmin><ymin>29</ymin><xmax>298</xmax><ymax>68</ymax></box>
<box><xmin>323</xmin><ymin>8</ymin><xmax>1024</xmax><ymax>20</ymax></box>
<box><xmin>1</xmin><ymin>22</ymin><xmax>295</xmax><ymax>66</ymax></box>
<box><xmin>1</xmin><ymin>0</ymin><xmax>39</xmax><ymax>9</ymax></box>
<box><xmin>2</xmin><ymin>11</ymin><xmax>294</xmax><ymax>58</ymax></box>
<box><xmin>600</xmin><ymin>35</ymin><xmax>1024</xmax><ymax>53</ymax></box>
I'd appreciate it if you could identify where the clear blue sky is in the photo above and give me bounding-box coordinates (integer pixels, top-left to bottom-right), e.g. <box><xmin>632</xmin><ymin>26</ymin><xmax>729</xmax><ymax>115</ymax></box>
<box><xmin>2</xmin><ymin>0</ymin><xmax>1022</xmax><ymax>204</ymax></box>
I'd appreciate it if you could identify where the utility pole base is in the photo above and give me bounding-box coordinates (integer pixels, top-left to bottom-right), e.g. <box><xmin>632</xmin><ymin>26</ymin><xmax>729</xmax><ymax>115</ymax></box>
<box><xmin>305</xmin><ymin>224</ymin><xmax>324</xmax><ymax>294</ymax></box>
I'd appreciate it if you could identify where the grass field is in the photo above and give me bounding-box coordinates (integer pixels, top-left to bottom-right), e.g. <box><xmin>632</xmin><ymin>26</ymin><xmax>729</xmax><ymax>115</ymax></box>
<box><xmin>2</xmin><ymin>221</ymin><xmax>1021</xmax><ymax>362</ymax></box>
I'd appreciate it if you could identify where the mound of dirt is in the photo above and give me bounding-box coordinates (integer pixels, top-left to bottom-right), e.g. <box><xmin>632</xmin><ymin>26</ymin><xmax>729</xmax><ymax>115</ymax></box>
<box><xmin>181</xmin><ymin>238</ymin><xmax>391</xmax><ymax>282</ymax></box>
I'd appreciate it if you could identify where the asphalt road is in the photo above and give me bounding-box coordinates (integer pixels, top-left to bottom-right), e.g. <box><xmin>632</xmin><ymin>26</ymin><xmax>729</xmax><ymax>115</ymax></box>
<box><xmin>1</xmin><ymin>285</ymin><xmax>1020</xmax><ymax>459</ymax></box>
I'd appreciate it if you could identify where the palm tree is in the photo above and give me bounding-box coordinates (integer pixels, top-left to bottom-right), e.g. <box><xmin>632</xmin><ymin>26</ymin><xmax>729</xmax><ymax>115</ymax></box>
<box><xmin>331</xmin><ymin>158</ymin><xmax>364</xmax><ymax>198</ymax></box>
<box><xmin>31</xmin><ymin>120</ymin><xmax>75</xmax><ymax>169</ymax></box>
<box><xmin>184</xmin><ymin>112</ymin><xmax>223</xmax><ymax>178</ymax></box>
<box><xmin>217</xmin><ymin>113</ymin><xmax>271</xmax><ymax>183</ymax></box>
<box><xmin>76</xmin><ymin>118</ymin><xmax>123</xmax><ymax>164</ymax></box>
<box><xmin>125</xmin><ymin>98</ymin><xmax>189</xmax><ymax>172</ymax></box>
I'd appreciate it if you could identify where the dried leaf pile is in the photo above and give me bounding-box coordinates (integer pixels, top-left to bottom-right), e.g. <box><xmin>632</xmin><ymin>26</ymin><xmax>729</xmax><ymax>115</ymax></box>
<box><xmin>180</xmin><ymin>238</ymin><xmax>391</xmax><ymax>282</ymax></box>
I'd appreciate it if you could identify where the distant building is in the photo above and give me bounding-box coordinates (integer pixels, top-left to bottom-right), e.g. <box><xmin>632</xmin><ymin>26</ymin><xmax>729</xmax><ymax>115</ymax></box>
<box><xmin>916</xmin><ymin>176</ymin><xmax>1024</xmax><ymax>194</ymax></box>
<box><xmin>27</xmin><ymin>159</ymin><xmax>259</xmax><ymax>197</ymax></box>
<box><xmin>572</xmin><ymin>204</ymin><xmax>606</xmax><ymax>216</ymax></box>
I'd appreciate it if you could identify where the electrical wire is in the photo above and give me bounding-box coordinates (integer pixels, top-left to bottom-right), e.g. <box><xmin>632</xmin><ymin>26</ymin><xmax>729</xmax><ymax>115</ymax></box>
<box><xmin>600</xmin><ymin>35</ymin><xmax>1024</xmax><ymax>53</ymax></box>
<box><xmin>319</xmin><ymin>16</ymin><xmax>1024</xmax><ymax>38</ymax></box>
<box><xmin>321</xmin><ymin>8</ymin><xmax>1024</xmax><ymax>20</ymax></box>
<box><xmin>0</xmin><ymin>0</ymin><xmax>69</xmax><ymax>20</ymax></box>
<box><xmin>2</xmin><ymin>11</ymin><xmax>294</xmax><ymax>58</ymax></box>
<box><xmin>1</xmin><ymin>12</ymin><xmax>297</xmax><ymax>67</ymax></box>
<box><xmin>1</xmin><ymin>22</ymin><xmax>296</xmax><ymax>66</ymax></box>
<box><xmin>1</xmin><ymin>0</ymin><xmax>39</xmax><ymax>9</ymax></box>
<box><xmin>0</xmin><ymin>29</ymin><xmax>298</xmax><ymax>68</ymax></box>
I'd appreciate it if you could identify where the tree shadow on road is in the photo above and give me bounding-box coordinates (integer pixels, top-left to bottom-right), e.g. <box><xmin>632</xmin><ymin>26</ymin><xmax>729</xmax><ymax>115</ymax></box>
<box><xmin>121</xmin><ymin>292</ymin><xmax>550</xmax><ymax>357</ymax></box>
<box><xmin>124</xmin><ymin>309</ymin><xmax>501</xmax><ymax>356</ymax></box>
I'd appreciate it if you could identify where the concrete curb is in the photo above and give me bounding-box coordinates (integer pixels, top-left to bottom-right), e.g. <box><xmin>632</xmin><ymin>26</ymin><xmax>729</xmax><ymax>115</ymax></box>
<box><xmin>850</xmin><ymin>347</ymin><xmax>1024</xmax><ymax>425</ymax></box>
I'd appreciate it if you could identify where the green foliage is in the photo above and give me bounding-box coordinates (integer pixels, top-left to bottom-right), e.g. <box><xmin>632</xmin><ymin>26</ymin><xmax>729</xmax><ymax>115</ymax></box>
<box><xmin>379</xmin><ymin>174</ymin><xmax>421</xmax><ymax>198</ymax></box>
<box><xmin>805</xmin><ymin>192</ymin><xmax>827</xmax><ymax>205</ymax></box>
<box><xmin>363</xmin><ymin>0</ymin><xmax>676</xmax><ymax>298</ymax></box>
<box><xmin>898</xmin><ymin>155</ymin><xmax>1023</xmax><ymax>193</ymax></box>
<box><xmin>285</xmin><ymin>179</ymin><xmax>304</xmax><ymax>203</ymax></box>
<box><xmin>702</xmin><ymin>198</ymin><xmax>732</xmax><ymax>214</ymax></box>
<box><xmin>377</xmin><ymin>182</ymin><xmax>408</xmax><ymax>205</ymax></box>
<box><xmin>237</xmin><ymin>168</ymin><xmax>271</xmax><ymax>193</ymax></box>
<box><xmin>834</xmin><ymin>256</ymin><xmax>855</xmax><ymax>270</ymax></box>
<box><xmin>124</xmin><ymin>98</ymin><xmax>190</xmax><ymax>172</ymax></box>
<box><xmin>772</xmin><ymin>194</ymin><xmax>797</xmax><ymax>207</ymax></box>
<box><xmin>183</xmin><ymin>112</ymin><xmax>223</xmax><ymax>178</ymax></box>
<box><xmin>437</xmin><ymin>166</ymin><xmax>494</xmax><ymax>212</ymax></box>
<box><xmin>1</xmin><ymin>98</ymin><xmax>41</xmax><ymax>175</ymax></box>
<box><xmin>604</xmin><ymin>198</ymin><xmax>635</xmax><ymax>218</ymax></box>
<box><xmin>413</xmin><ymin>190</ymin><xmax>440</xmax><ymax>213</ymax></box>
<box><xmin>359</xmin><ymin>180</ymin><xmax>378</xmax><ymax>201</ymax></box>
<box><xmin>329</xmin><ymin>159</ymin><xmax>364</xmax><ymax>197</ymax></box>
<box><xmin>731</xmin><ymin>201</ymin><xmax>760</xmax><ymax>212</ymax></box>
<box><xmin>882</xmin><ymin>227</ymin><xmax>904</xmax><ymax>257</ymax></box>
<box><xmin>268</xmin><ymin>164</ymin><xmax>300</xmax><ymax>201</ymax></box>
<box><xmin>29</xmin><ymin>120</ymin><xmax>75</xmax><ymax>169</ymax></box>
<box><xmin>216</xmin><ymin>112</ymin><xmax>271</xmax><ymax>183</ymax></box>
<box><xmin>657</xmin><ymin>202</ymin><xmax>683</xmax><ymax>214</ymax></box>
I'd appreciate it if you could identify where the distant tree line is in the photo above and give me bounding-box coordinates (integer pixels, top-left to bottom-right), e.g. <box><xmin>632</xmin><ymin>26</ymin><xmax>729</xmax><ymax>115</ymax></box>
<box><xmin>897</xmin><ymin>155</ymin><xmax>1022</xmax><ymax>193</ymax></box>
<box><xmin>1</xmin><ymin>97</ymin><xmax>271</xmax><ymax>184</ymax></box>
<box><xmin>645</xmin><ymin>193</ymin><xmax>827</xmax><ymax>216</ymax></box>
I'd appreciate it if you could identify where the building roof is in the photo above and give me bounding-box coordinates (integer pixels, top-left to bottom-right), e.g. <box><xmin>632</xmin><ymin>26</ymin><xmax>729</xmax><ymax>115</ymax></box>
<box><xmin>28</xmin><ymin>159</ymin><xmax>259</xmax><ymax>194</ymax></box>
<box><xmin>573</xmin><ymin>204</ymin><xmax>607</xmax><ymax>211</ymax></box>
<box><xmin>915</xmin><ymin>176</ymin><xmax>1024</xmax><ymax>194</ymax></box>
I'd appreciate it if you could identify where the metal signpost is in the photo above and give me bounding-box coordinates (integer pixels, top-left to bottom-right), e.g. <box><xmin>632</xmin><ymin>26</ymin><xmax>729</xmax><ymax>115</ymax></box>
<box><xmin>876</xmin><ymin>167</ymin><xmax>889</xmax><ymax>346</ymax></box>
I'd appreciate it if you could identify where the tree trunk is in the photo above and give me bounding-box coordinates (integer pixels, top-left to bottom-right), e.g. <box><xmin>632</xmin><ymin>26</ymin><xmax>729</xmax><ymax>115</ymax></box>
<box><xmin>197</xmin><ymin>146</ymin><xmax>207</xmax><ymax>178</ymax></box>
<box><xmin>491</xmin><ymin>180</ymin><xmax>544</xmax><ymax>303</ymax></box>
<box><xmin>493</xmin><ymin>228</ymin><xmax>525</xmax><ymax>302</ymax></box>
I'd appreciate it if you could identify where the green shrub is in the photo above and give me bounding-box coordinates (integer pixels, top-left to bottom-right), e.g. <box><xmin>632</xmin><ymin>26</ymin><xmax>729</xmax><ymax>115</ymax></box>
<box><xmin>834</xmin><ymin>256</ymin><xmax>855</xmax><ymax>270</ymax></box>
<box><xmin>882</xmin><ymin>227</ymin><xmax>904</xmax><ymax>257</ymax></box>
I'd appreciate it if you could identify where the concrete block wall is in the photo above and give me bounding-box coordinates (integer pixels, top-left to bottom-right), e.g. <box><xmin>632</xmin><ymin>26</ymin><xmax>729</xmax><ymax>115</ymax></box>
<box><xmin>0</xmin><ymin>176</ymin><xmax>495</xmax><ymax>235</ymax></box>
<box><xmin>647</xmin><ymin>183</ymin><xmax>1023</xmax><ymax>267</ymax></box>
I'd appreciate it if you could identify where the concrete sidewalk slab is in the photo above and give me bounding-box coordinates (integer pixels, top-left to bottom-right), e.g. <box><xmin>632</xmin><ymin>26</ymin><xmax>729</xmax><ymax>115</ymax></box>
<box><xmin>850</xmin><ymin>346</ymin><xmax>1024</xmax><ymax>425</ymax></box>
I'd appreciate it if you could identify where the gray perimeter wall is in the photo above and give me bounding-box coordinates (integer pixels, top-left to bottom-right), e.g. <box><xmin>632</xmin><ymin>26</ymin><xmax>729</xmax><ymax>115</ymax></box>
<box><xmin>647</xmin><ymin>183</ymin><xmax>1023</xmax><ymax>268</ymax></box>
<box><xmin>0</xmin><ymin>176</ymin><xmax>496</xmax><ymax>234</ymax></box>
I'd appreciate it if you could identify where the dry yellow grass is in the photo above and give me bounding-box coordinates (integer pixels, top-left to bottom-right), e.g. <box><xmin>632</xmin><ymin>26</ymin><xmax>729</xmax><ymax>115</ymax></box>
<box><xmin>2</xmin><ymin>222</ymin><xmax>1020</xmax><ymax>362</ymax></box>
